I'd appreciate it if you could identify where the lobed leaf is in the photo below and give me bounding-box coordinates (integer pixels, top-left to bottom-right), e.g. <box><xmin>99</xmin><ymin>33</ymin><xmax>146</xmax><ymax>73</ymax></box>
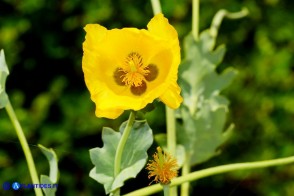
<box><xmin>89</xmin><ymin>120</ymin><xmax>153</xmax><ymax>194</ymax></box>
<box><xmin>177</xmin><ymin>31</ymin><xmax>237</xmax><ymax>165</ymax></box>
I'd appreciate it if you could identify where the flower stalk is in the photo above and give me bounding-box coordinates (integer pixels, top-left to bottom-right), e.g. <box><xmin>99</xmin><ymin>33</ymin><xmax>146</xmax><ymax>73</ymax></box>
<box><xmin>163</xmin><ymin>184</ymin><xmax>170</xmax><ymax>196</ymax></box>
<box><xmin>151</xmin><ymin>0</ymin><xmax>162</xmax><ymax>15</ymax></box>
<box><xmin>180</xmin><ymin>0</ymin><xmax>200</xmax><ymax>195</ymax></box>
<box><xmin>192</xmin><ymin>0</ymin><xmax>200</xmax><ymax>41</ymax></box>
<box><xmin>166</xmin><ymin>107</ymin><xmax>177</xmax><ymax>196</ymax></box>
<box><xmin>210</xmin><ymin>8</ymin><xmax>249</xmax><ymax>40</ymax></box>
<box><xmin>180</xmin><ymin>152</ymin><xmax>191</xmax><ymax>196</ymax></box>
<box><xmin>166</xmin><ymin>107</ymin><xmax>176</xmax><ymax>159</ymax></box>
<box><xmin>5</xmin><ymin>100</ymin><xmax>43</xmax><ymax>196</ymax></box>
<box><xmin>113</xmin><ymin>111</ymin><xmax>136</xmax><ymax>195</ymax></box>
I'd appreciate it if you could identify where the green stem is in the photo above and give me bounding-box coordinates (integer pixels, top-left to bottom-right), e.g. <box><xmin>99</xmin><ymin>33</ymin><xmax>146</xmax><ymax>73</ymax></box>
<box><xmin>5</xmin><ymin>100</ymin><xmax>43</xmax><ymax>196</ymax></box>
<box><xmin>113</xmin><ymin>111</ymin><xmax>136</xmax><ymax>195</ymax></box>
<box><xmin>166</xmin><ymin>106</ymin><xmax>177</xmax><ymax>196</ymax></box>
<box><xmin>180</xmin><ymin>152</ymin><xmax>191</xmax><ymax>196</ymax></box>
<box><xmin>163</xmin><ymin>184</ymin><xmax>170</xmax><ymax>196</ymax></box>
<box><xmin>124</xmin><ymin>155</ymin><xmax>294</xmax><ymax>196</ymax></box>
<box><xmin>180</xmin><ymin>1</ymin><xmax>200</xmax><ymax>195</ymax></box>
<box><xmin>210</xmin><ymin>7</ymin><xmax>249</xmax><ymax>39</ymax></box>
<box><xmin>192</xmin><ymin>0</ymin><xmax>200</xmax><ymax>41</ymax></box>
<box><xmin>151</xmin><ymin>0</ymin><xmax>162</xmax><ymax>15</ymax></box>
<box><xmin>166</xmin><ymin>107</ymin><xmax>176</xmax><ymax>157</ymax></box>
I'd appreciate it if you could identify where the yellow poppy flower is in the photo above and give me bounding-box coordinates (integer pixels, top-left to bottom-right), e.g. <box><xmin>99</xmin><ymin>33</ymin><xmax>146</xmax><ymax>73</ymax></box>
<box><xmin>82</xmin><ymin>13</ymin><xmax>183</xmax><ymax>119</ymax></box>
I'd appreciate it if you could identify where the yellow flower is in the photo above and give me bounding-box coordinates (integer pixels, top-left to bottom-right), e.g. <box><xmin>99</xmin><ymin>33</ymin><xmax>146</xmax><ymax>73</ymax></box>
<box><xmin>146</xmin><ymin>147</ymin><xmax>179</xmax><ymax>185</ymax></box>
<box><xmin>82</xmin><ymin>13</ymin><xmax>182</xmax><ymax>119</ymax></box>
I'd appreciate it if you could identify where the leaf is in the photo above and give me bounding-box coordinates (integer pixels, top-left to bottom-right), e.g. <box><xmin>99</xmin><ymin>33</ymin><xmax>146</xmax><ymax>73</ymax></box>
<box><xmin>0</xmin><ymin>49</ymin><xmax>9</xmax><ymax>109</ymax></box>
<box><xmin>38</xmin><ymin>144</ymin><xmax>59</xmax><ymax>196</ymax></box>
<box><xmin>177</xmin><ymin>31</ymin><xmax>237</xmax><ymax>165</ymax></box>
<box><xmin>89</xmin><ymin>120</ymin><xmax>153</xmax><ymax>194</ymax></box>
<box><xmin>40</xmin><ymin>175</ymin><xmax>57</xmax><ymax>196</ymax></box>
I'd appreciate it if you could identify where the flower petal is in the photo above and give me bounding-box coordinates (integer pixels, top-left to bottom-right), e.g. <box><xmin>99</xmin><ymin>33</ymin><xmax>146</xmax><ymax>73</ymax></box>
<box><xmin>95</xmin><ymin>107</ymin><xmax>124</xmax><ymax>119</ymax></box>
<box><xmin>83</xmin><ymin>24</ymin><xmax>107</xmax><ymax>52</ymax></box>
<box><xmin>159</xmin><ymin>83</ymin><xmax>183</xmax><ymax>109</ymax></box>
<box><xmin>147</xmin><ymin>13</ymin><xmax>178</xmax><ymax>42</ymax></box>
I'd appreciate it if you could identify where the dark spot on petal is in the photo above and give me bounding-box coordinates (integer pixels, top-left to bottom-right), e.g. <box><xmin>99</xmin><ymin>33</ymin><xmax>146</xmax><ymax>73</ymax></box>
<box><xmin>130</xmin><ymin>81</ymin><xmax>147</xmax><ymax>96</ymax></box>
<box><xmin>145</xmin><ymin>64</ymin><xmax>158</xmax><ymax>82</ymax></box>
<box><xmin>113</xmin><ymin>68</ymin><xmax>125</xmax><ymax>86</ymax></box>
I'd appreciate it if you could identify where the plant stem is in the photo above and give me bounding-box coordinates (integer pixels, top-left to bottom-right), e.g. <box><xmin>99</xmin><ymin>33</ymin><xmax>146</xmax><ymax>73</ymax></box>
<box><xmin>5</xmin><ymin>99</ymin><xmax>43</xmax><ymax>196</ymax></box>
<box><xmin>151</xmin><ymin>0</ymin><xmax>162</xmax><ymax>15</ymax></box>
<box><xmin>180</xmin><ymin>1</ymin><xmax>200</xmax><ymax>195</ymax></box>
<box><xmin>166</xmin><ymin>107</ymin><xmax>176</xmax><ymax>157</ymax></box>
<box><xmin>124</xmin><ymin>155</ymin><xmax>294</xmax><ymax>196</ymax></box>
<box><xmin>210</xmin><ymin>7</ymin><xmax>249</xmax><ymax>39</ymax></box>
<box><xmin>180</xmin><ymin>152</ymin><xmax>191</xmax><ymax>196</ymax></box>
<box><xmin>166</xmin><ymin>106</ymin><xmax>177</xmax><ymax>196</ymax></box>
<box><xmin>113</xmin><ymin>111</ymin><xmax>136</xmax><ymax>195</ymax></box>
<box><xmin>163</xmin><ymin>184</ymin><xmax>170</xmax><ymax>196</ymax></box>
<box><xmin>192</xmin><ymin>0</ymin><xmax>200</xmax><ymax>41</ymax></box>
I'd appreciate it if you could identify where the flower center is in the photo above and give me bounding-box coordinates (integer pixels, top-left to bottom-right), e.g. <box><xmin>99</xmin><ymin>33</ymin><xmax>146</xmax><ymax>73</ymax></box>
<box><xmin>113</xmin><ymin>52</ymin><xmax>159</xmax><ymax>96</ymax></box>
<box><xmin>121</xmin><ymin>52</ymin><xmax>149</xmax><ymax>87</ymax></box>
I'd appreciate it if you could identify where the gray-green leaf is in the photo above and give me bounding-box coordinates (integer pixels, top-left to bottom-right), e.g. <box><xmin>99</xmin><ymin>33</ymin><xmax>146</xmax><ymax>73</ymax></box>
<box><xmin>89</xmin><ymin>120</ymin><xmax>153</xmax><ymax>194</ymax></box>
<box><xmin>0</xmin><ymin>49</ymin><xmax>9</xmax><ymax>109</ymax></box>
<box><xmin>178</xmin><ymin>31</ymin><xmax>237</xmax><ymax>165</ymax></box>
<box><xmin>38</xmin><ymin>144</ymin><xmax>59</xmax><ymax>196</ymax></box>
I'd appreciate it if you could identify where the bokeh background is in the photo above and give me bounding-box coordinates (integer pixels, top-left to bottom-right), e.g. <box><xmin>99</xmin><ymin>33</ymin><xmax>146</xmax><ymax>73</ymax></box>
<box><xmin>0</xmin><ymin>0</ymin><xmax>294</xmax><ymax>195</ymax></box>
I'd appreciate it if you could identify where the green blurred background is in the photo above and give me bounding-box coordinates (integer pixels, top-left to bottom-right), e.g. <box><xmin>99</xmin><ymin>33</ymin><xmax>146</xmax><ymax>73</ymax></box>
<box><xmin>0</xmin><ymin>0</ymin><xmax>293</xmax><ymax>195</ymax></box>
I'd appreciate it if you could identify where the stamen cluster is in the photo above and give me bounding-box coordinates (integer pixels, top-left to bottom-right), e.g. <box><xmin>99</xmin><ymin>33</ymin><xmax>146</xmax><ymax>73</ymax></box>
<box><xmin>113</xmin><ymin>52</ymin><xmax>158</xmax><ymax>95</ymax></box>
<box><xmin>146</xmin><ymin>147</ymin><xmax>179</xmax><ymax>185</ymax></box>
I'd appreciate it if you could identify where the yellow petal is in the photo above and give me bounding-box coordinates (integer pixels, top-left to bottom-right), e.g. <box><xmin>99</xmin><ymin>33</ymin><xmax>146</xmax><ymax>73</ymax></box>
<box><xmin>159</xmin><ymin>83</ymin><xmax>183</xmax><ymax>109</ymax></box>
<box><xmin>147</xmin><ymin>13</ymin><xmax>178</xmax><ymax>42</ymax></box>
<box><xmin>83</xmin><ymin>24</ymin><xmax>107</xmax><ymax>52</ymax></box>
<box><xmin>95</xmin><ymin>107</ymin><xmax>124</xmax><ymax>119</ymax></box>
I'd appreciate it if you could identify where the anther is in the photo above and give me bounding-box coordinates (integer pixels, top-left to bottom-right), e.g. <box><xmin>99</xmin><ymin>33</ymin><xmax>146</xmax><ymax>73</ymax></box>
<box><xmin>113</xmin><ymin>68</ymin><xmax>126</xmax><ymax>86</ymax></box>
<box><xmin>144</xmin><ymin>64</ymin><xmax>158</xmax><ymax>82</ymax></box>
<box><xmin>130</xmin><ymin>81</ymin><xmax>147</xmax><ymax>95</ymax></box>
